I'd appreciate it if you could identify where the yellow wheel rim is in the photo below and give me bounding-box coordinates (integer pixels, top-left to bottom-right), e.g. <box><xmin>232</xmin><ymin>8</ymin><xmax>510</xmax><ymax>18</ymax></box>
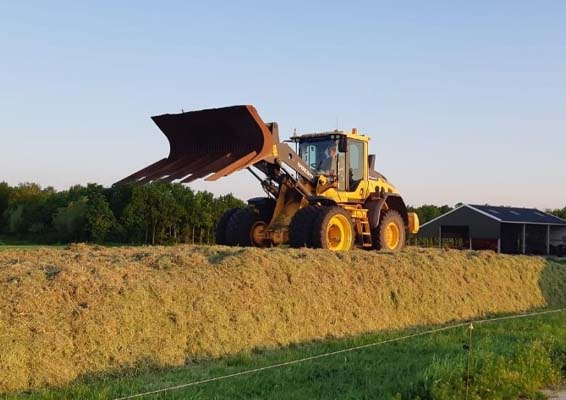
<box><xmin>325</xmin><ymin>214</ymin><xmax>352</xmax><ymax>251</ymax></box>
<box><xmin>250</xmin><ymin>222</ymin><xmax>266</xmax><ymax>247</ymax></box>
<box><xmin>385</xmin><ymin>221</ymin><xmax>400</xmax><ymax>249</ymax></box>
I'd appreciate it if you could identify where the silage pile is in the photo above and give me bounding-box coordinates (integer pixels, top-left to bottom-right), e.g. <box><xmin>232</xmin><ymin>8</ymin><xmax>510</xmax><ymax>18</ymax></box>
<box><xmin>1</xmin><ymin>245</ymin><xmax>565</xmax><ymax>393</ymax></box>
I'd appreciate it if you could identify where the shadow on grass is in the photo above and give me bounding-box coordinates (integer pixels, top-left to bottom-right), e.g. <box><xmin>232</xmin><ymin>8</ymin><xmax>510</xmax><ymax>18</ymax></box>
<box><xmin>5</xmin><ymin>322</ymin><xmax>469</xmax><ymax>400</ymax></box>
<box><xmin>206</xmin><ymin>247</ymin><xmax>249</xmax><ymax>265</ymax></box>
<box><xmin>540</xmin><ymin>259</ymin><xmax>566</xmax><ymax>308</ymax></box>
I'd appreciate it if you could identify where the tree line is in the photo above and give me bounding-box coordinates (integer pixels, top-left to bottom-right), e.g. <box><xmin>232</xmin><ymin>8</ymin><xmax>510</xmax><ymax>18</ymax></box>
<box><xmin>0</xmin><ymin>181</ymin><xmax>564</xmax><ymax>245</ymax></box>
<box><xmin>0</xmin><ymin>182</ymin><xmax>244</xmax><ymax>245</ymax></box>
<box><xmin>408</xmin><ymin>204</ymin><xmax>454</xmax><ymax>225</ymax></box>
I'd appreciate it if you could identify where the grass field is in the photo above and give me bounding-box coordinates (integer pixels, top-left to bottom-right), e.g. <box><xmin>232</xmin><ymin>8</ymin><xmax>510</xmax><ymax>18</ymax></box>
<box><xmin>1</xmin><ymin>244</ymin><xmax>565</xmax><ymax>399</ymax></box>
<box><xmin>0</xmin><ymin>245</ymin><xmax>65</xmax><ymax>251</ymax></box>
<box><xmin>5</xmin><ymin>310</ymin><xmax>565</xmax><ymax>400</ymax></box>
<box><xmin>0</xmin><ymin>244</ymin><xmax>129</xmax><ymax>251</ymax></box>
<box><xmin>2</xmin><ymin>245</ymin><xmax>566</xmax><ymax>394</ymax></box>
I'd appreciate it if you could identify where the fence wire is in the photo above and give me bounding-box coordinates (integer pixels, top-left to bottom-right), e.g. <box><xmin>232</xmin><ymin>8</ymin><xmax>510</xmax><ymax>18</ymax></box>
<box><xmin>114</xmin><ymin>308</ymin><xmax>566</xmax><ymax>400</ymax></box>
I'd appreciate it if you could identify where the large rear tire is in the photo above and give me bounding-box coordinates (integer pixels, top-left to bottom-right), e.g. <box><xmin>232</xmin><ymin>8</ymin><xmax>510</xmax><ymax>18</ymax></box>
<box><xmin>215</xmin><ymin>208</ymin><xmax>240</xmax><ymax>245</ymax></box>
<box><xmin>248</xmin><ymin>197</ymin><xmax>276</xmax><ymax>223</ymax></box>
<box><xmin>289</xmin><ymin>206</ymin><xmax>320</xmax><ymax>248</ymax></box>
<box><xmin>373</xmin><ymin>209</ymin><xmax>406</xmax><ymax>251</ymax></box>
<box><xmin>225</xmin><ymin>208</ymin><xmax>261</xmax><ymax>247</ymax></box>
<box><xmin>311</xmin><ymin>206</ymin><xmax>355</xmax><ymax>251</ymax></box>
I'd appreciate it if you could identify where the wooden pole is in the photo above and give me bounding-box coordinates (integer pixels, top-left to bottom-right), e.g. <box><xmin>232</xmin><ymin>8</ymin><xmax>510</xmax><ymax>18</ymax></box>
<box><xmin>522</xmin><ymin>224</ymin><xmax>526</xmax><ymax>254</ymax></box>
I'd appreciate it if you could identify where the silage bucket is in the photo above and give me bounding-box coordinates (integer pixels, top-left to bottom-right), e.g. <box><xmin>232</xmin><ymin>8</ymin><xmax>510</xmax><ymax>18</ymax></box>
<box><xmin>116</xmin><ymin>105</ymin><xmax>274</xmax><ymax>185</ymax></box>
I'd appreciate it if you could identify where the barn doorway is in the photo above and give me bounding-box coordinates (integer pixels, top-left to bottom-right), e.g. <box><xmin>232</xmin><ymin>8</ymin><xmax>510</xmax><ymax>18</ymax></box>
<box><xmin>439</xmin><ymin>225</ymin><xmax>470</xmax><ymax>249</ymax></box>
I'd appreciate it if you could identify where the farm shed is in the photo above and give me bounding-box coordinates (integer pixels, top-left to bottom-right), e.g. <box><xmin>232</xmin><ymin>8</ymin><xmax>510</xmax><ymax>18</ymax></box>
<box><xmin>418</xmin><ymin>204</ymin><xmax>566</xmax><ymax>255</ymax></box>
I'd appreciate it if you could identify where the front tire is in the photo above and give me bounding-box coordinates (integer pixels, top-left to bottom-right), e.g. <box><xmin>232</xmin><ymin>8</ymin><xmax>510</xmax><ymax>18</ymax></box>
<box><xmin>225</xmin><ymin>208</ymin><xmax>266</xmax><ymax>247</ymax></box>
<box><xmin>373</xmin><ymin>210</ymin><xmax>406</xmax><ymax>251</ymax></box>
<box><xmin>311</xmin><ymin>206</ymin><xmax>355</xmax><ymax>251</ymax></box>
<box><xmin>289</xmin><ymin>206</ymin><xmax>319</xmax><ymax>248</ymax></box>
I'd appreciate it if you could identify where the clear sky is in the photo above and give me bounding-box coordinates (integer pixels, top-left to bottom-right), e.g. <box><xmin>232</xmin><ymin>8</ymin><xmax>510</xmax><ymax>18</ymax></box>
<box><xmin>1</xmin><ymin>1</ymin><xmax>565</xmax><ymax>208</ymax></box>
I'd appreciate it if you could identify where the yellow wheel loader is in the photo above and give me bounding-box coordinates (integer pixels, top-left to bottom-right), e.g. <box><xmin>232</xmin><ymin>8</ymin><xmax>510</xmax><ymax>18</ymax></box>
<box><xmin>117</xmin><ymin>105</ymin><xmax>419</xmax><ymax>251</ymax></box>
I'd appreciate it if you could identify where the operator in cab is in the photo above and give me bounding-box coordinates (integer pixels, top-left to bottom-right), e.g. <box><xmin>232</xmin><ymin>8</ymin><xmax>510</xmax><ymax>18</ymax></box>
<box><xmin>319</xmin><ymin>142</ymin><xmax>338</xmax><ymax>175</ymax></box>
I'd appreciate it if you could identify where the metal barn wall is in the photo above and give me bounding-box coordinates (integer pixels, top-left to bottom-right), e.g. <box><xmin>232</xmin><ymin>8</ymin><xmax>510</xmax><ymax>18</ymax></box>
<box><xmin>500</xmin><ymin>223</ymin><xmax>522</xmax><ymax>254</ymax></box>
<box><xmin>418</xmin><ymin>206</ymin><xmax>501</xmax><ymax>239</ymax></box>
<box><xmin>525</xmin><ymin>224</ymin><xmax>549</xmax><ymax>255</ymax></box>
<box><xmin>551</xmin><ymin>226</ymin><xmax>566</xmax><ymax>247</ymax></box>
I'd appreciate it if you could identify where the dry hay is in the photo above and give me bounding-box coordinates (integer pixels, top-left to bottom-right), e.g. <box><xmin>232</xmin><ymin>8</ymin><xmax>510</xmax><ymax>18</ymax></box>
<box><xmin>0</xmin><ymin>245</ymin><xmax>565</xmax><ymax>393</ymax></box>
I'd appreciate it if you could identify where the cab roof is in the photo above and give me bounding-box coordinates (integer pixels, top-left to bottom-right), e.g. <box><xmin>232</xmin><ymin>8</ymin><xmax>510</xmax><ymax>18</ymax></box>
<box><xmin>290</xmin><ymin>129</ymin><xmax>370</xmax><ymax>142</ymax></box>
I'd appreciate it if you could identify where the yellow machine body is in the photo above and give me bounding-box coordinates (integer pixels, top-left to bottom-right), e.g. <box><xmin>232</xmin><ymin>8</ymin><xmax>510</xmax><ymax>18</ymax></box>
<box><xmin>118</xmin><ymin>105</ymin><xmax>419</xmax><ymax>251</ymax></box>
<box><xmin>261</xmin><ymin>128</ymin><xmax>419</xmax><ymax>249</ymax></box>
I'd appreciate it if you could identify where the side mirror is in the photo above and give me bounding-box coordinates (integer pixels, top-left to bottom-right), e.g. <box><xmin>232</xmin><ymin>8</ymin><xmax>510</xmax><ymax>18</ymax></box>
<box><xmin>338</xmin><ymin>136</ymin><xmax>347</xmax><ymax>153</ymax></box>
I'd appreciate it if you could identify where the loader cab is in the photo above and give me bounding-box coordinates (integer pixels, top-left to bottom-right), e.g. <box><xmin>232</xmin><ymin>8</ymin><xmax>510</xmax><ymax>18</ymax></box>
<box><xmin>295</xmin><ymin>131</ymin><xmax>367</xmax><ymax>192</ymax></box>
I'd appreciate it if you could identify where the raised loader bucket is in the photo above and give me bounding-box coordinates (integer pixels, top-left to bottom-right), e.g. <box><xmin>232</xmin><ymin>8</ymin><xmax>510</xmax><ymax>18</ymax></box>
<box><xmin>115</xmin><ymin>105</ymin><xmax>274</xmax><ymax>185</ymax></box>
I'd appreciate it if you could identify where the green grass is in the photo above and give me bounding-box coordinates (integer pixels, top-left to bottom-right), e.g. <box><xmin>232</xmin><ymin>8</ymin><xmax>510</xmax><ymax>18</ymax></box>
<box><xmin>0</xmin><ymin>243</ymin><xmax>138</xmax><ymax>251</ymax></box>
<box><xmin>4</xmin><ymin>310</ymin><xmax>565</xmax><ymax>400</ymax></box>
<box><xmin>0</xmin><ymin>244</ymin><xmax>66</xmax><ymax>251</ymax></box>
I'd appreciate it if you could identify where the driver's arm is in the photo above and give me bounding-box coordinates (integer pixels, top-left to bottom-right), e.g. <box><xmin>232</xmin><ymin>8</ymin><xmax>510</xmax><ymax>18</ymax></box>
<box><xmin>318</xmin><ymin>156</ymin><xmax>330</xmax><ymax>173</ymax></box>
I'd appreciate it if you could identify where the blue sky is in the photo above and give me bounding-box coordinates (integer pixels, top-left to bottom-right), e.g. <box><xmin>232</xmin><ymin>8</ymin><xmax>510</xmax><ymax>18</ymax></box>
<box><xmin>1</xmin><ymin>1</ymin><xmax>565</xmax><ymax>208</ymax></box>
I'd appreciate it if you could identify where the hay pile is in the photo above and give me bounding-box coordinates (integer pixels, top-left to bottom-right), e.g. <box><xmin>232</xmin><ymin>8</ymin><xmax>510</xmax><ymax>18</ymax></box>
<box><xmin>1</xmin><ymin>245</ymin><xmax>565</xmax><ymax>393</ymax></box>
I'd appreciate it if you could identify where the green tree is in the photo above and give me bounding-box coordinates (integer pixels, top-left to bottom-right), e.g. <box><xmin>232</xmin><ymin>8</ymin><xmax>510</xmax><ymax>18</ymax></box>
<box><xmin>0</xmin><ymin>182</ymin><xmax>11</xmax><ymax>233</ymax></box>
<box><xmin>67</xmin><ymin>184</ymin><xmax>90</xmax><ymax>202</ymax></box>
<box><xmin>52</xmin><ymin>198</ymin><xmax>88</xmax><ymax>242</ymax></box>
<box><xmin>8</xmin><ymin>182</ymin><xmax>44</xmax><ymax>204</ymax></box>
<box><xmin>191</xmin><ymin>191</ymin><xmax>215</xmax><ymax>243</ymax></box>
<box><xmin>169</xmin><ymin>184</ymin><xmax>192</xmax><ymax>242</ymax></box>
<box><xmin>105</xmin><ymin>185</ymin><xmax>133</xmax><ymax>220</ymax></box>
<box><xmin>123</xmin><ymin>184</ymin><xmax>178</xmax><ymax>244</ymax></box>
<box><xmin>213</xmin><ymin>194</ymin><xmax>245</xmax><ymax>223</ymax></box>
<box><xmin>7</xmin><ymin>205</ymin><xmax>24</xmax><ymax>235</ymax></box>
<box><xmin>4</xmin><ymin>183</ymin><xmax>57</xmax><ymax>238</ymax></box>
<box><xmin>85</xmin><ymin>191</ymin><xmax>116</xmax><ymax>243</ymax></box>
<box><xmin>408</xmin><ymin>204</ymin><xmax>454</xmax><ymax>225</ymax></box>
<box><xmin>0</xmin><ymin>181</ymin><xmax>248</xmax><ymax>245</ymax></box>
<box><xmin>121</xmin><ymin>192</ymin><xmax>146</xmax><ymax>244</ymax></box>
<box><xmin>548</xmin><ymin>206</ymin><xmax>566</xmax><ymax>220</ymax></box>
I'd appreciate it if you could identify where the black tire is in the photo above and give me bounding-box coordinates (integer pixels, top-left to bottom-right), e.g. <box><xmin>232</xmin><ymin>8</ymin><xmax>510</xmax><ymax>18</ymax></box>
<box><xmin>289</xmin><ymin>206</ymin><xmax>320</xmax><ymax>248</ymax></box>
<box><xmin>372</xmin><ymin>209</ymin><xmax>406</xmax><ymax>251</ymax></box>
<box><xmin>215</xmin><ymin>208</ymin><xmax>240</xmax><ymax>245</ymax></box>
<box><xmin>311</xmin><ymin>206</ymin><xmax>355</xmax><ymax>251</ymax></box>
<box><xmin>248</xmin><ymin>197</ymin><xmax>276</xmax><ymax>223</ymax></box>
<box><xmin>225</xmin><ymin>208</ymin><xmax>261</xmax><ymax>246</ymax></box>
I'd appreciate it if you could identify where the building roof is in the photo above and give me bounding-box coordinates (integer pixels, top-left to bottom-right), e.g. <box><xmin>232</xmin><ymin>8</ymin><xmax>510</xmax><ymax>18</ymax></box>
<box><xmin>420</xmin><ymin>204</ymin><xmax>566</xmax><ymax>229</ymax></box>
<box><xmin>467</xmin><ymin>204</ymin><xmax>566</xmax><ymax>225</ymax></box>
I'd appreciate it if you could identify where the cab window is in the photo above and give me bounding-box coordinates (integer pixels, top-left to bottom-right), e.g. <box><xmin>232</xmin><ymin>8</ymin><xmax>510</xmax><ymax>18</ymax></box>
<box><xmin>348</xmin><ymin>140</ymin><xmax>364</xmax><ymax>190</ymax></box>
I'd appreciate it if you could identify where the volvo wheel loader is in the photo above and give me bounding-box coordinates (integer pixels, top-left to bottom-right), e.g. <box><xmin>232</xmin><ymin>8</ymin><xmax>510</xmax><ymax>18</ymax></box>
<box><xmin>117</xmin><ymin>105</ymin><xmax>419</xmax><ymax>251</ymax></box>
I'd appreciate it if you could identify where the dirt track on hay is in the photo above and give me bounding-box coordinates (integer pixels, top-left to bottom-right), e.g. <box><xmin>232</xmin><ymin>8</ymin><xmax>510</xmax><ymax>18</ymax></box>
<box><xmin>1</xmin><ymin>244</ymin><xmax>565</xmax><ymax>393</ymax></box>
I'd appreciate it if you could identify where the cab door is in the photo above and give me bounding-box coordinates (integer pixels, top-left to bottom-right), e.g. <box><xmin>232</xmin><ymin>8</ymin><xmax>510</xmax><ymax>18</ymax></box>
<box><xmin>347</xmin><ymin>139</ymin><xmax>365</xmax><ymax>193</ymax></box>
<box><xmin>336</xmin><ymin>138</ymin><xmax>367</xmax><ymax>201</ymax></box>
